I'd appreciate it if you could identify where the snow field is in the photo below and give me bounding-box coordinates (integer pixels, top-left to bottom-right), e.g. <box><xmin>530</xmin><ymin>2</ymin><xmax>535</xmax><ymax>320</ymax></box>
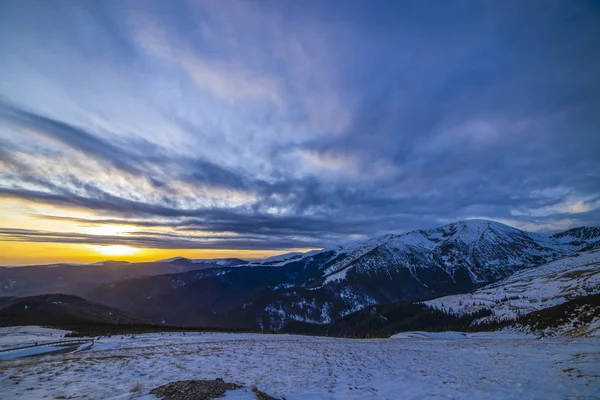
<box><xmin>0</xmin><ymin>329</ymin><xmax>598</xmax><ymax>399</ymax></box>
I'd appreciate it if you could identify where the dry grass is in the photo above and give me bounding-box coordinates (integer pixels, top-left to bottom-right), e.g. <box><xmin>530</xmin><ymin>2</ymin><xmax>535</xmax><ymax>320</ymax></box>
<box><xmin>130</xmin><ymin>382</ymin><xmax>143</xmax><ymax>393</ymax></box>
<box><xmin>251</xmin><ymin>385</ymin><xmax>281</xmax><ymax>400</ymax></box>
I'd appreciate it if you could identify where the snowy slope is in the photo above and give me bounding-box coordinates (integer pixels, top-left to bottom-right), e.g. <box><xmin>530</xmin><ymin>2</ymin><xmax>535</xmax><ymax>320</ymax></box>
<box><xmin>252</xmin><ymin>250</ymin><xmax>323</xmax><ymax>266</ymax></box>
<box><xmin>549</xmin><ymin>227</ymin><xmax>600</xmax><ymax>251</ymax></box>
<box><xmin>424</xmin><ymin>249</ymin><xmax>600</xmax><ymax>322</ymax></box>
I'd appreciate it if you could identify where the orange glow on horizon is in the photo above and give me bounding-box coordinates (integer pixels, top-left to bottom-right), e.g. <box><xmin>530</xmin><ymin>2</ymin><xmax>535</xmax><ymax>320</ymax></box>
<box><xmin>0</xmin><ymin>241</ymin><xmax>319</xmax><ymax>266</ymax></box>
<box><xmin>0</xmin><ymin>199</ymin><xmax>320</xmax><ymax>266</ymax></box>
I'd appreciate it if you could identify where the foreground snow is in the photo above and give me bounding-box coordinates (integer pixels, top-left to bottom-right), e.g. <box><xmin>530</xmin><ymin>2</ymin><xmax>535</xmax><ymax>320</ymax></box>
<box><xmin>0</xmin><ymin>328</ymin><xmax>598</xmax><ymax>399</ymax></box>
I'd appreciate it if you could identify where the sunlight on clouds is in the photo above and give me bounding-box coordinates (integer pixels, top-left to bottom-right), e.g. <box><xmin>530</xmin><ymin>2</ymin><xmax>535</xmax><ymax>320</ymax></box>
<box><xmin>82</xmin><ymin>224</ymin><xmax>138</xmax><ymax>236</ymax></box>
<box><xmin>555</xmin><ymin>201</ymin><xmax>593</xmax><ymax>214</ymax></box>
<box><xmin>511</xmin><ymin>200</ymin><xmax>597</xmax><ymax>217</ymax></box>
<box><xmin>167</xmin><ymin>181</ymin><xmax>258</xmax><ymax>208</ymax></box>
<box><xmin>0</xmin><ymin>199</ymin><xmax>95</xmax><ymax>234</ymax></box>
<box><xmin>90</xmin><ymin>244</ymin><xmax>139</xmax><ymax>257</ymax></box>
<box><xmin>0</xmin><ymin>199</ymin><xmax>320</xmax><ymax>265</ymax></box>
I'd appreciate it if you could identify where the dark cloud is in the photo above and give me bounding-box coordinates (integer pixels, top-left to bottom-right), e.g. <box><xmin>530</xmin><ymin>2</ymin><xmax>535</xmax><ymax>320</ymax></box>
<box><xmin>0</xmin><ymin>227</ymin><xmax>321</xmax><ymax>250</ymax></box>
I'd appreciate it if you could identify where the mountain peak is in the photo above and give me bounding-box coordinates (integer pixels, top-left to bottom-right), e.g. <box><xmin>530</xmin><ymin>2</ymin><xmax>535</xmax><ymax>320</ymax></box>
<box><xmin>446</xmin><ymin>219</ymin><xmax>515</xmax><ymax>231</ymax></box>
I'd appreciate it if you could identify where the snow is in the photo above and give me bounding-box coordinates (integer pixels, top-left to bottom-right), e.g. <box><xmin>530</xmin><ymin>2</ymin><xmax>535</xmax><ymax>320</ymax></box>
<box><xmin>260</xmin><ymin>252</ymin><xmax>304</xmax><ymax>263</ymax></box>
<box><xmin>0</xmin><ymin>326</ymin><xmax>70</xmax><ymax>350</ymax></box>
<box><xmin>0</xmin><ymin>345</ymin><xmax>65</xmax><ymax>360</ymax></box>
<box><xmin>425</xmin><ymin>249</ymin><xmax>600</xmax><ymax>324</ymax></box>
<box><xmin>221</xmin><ymin>388</ymin><xmax>257</xmax><ymax>399</ymax></box>
<box><xmin>251</xmin><ymin>250</ymin><xmax>322</xmax><ymax>267</ymax></box>
<box><xmin>0</xmin><ymin>342</ymin><xmax>91</xmax><ymax>361</ymax></box>
<box><xmin>156</xmin><ymin>257</ymin><xmax>185</xmax><ymax>263</ymax></box>
<box><xmin>323</xmin><ymin>268</ymin><xmax>349</xmax><ymax>284</ymax></box>
<box><xmin>0</xmin><ymin>327</ymin><xmax>598</xmax><ymax>399</ymax></box>
<box><xmin>390</xmin><ymin>331</ymin><xmax>531</xmax><ymax>340</ymax></box>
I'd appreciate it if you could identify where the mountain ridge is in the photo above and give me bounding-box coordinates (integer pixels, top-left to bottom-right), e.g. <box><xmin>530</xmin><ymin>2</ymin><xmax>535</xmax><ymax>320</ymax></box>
<box><xmin>74</xmin><ymin>220</ymin><xmax>600</xmax><ymax>330</ymax></box>
<box><xmin>2</xmin><ymin>219</ymin><xmax>599</xmax><ymax>331</ymax></box>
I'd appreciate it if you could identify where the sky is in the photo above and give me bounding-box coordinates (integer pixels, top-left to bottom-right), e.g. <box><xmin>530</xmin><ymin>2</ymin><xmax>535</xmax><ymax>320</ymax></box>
<box><xmin>0</xmin><ymin>0</ymin><xmax>599</xmax><ymax>265</ymax></box>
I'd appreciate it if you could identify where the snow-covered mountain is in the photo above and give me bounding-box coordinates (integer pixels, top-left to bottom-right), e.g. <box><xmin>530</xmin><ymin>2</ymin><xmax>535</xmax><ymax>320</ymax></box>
<box><xmin>79</xmin><ymin>220</ymin><xmax>600</xmax><ymax>330</ymax></box>
<box><xmin>254</xmin><ymin>250</ymin><xmax>322</xmax><ymax>266</ymax></box>
<box><xmin>424</xmin><ymin>248</ymin><xmax>600</xmax><ymax>325</ymax></box>
<box><xmin>247</xmin><ymin>220</ymin><xmax>598</xmax><ymax>328</ymax></box>
<box><xmin>549</xmin><ymin>227</ymin><xmax>600</xmax><ymax>251</ymax></box>
<box><xmin>319</xmin><ymin>219</ymin><xmax>573</xmax><ymax>285</ymax></box>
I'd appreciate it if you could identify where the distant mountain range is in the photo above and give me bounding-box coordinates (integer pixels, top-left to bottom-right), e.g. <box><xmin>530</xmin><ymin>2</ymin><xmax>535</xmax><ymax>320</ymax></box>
<box><xmin>2</xmin><ymin>219</ymin><xmax>598</xmax><ymax>333</ymax></box>
<box><xmin>0</xmin><ymin>258</ymin><xmax>247</xmax><ymax>297</ymax></box>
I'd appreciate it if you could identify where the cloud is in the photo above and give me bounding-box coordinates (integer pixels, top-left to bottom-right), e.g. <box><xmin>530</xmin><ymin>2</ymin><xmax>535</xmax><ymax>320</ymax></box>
<box><xmin>129</xmin><ymin>4</ymin><xmax>283</xmax><ymax>105</ymax></box>
<box><xmin>0</xmin><ymin>99</ymin><xmax>145</xmax><ymax>176</ymax></box>
<box><xmin>0</xmin><ymin>0</ymin><xmax>599</xmax><ymax>258</ymax></box>
<box><xmin>179</xmin><ymin>54</ymin><xmax>282</xmax><ymax>104</ymax></box>
<box><xmin>298</xmin><ymin>149</ymin><xmax>398</xmax><ymax>181</ymax></box>
<box><xmin>511</xmin><ymin>199</ymin><xmax>599</xmax><ymax>217</ymax></box>
<box><xmin>0</xmin><ymin>227</ymin><xmax>321</xmax><ymax>250</ymax></box>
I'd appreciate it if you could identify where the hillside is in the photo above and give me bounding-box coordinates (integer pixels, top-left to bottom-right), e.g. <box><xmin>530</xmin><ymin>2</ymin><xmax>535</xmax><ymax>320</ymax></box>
<box><xmin>424</xmin><ymin>249</ymin><xmax>600</xmax><ymax>327</ymax></box>
<box><xmin>0</xmin><ymin>293</ymin><xmax>152</xmax><ymax>327</ymax></box>
<box><xmin>0</xmin><ymin>258</ymin><xmax>247</xmax><ymax>297</ymax></box>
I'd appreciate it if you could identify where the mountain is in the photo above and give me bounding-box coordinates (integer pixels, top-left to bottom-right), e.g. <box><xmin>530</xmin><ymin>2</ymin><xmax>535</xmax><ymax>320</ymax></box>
<box><xmin>254</xmin><ymin>250</ymin><xmax>322</xmax><ymax>266</ymax></box>
<box><xmin>156</xmin><ymin>257</ymin><xmax>246</xmax><ymax>266</ymax></box>
<box><xmin>0</xmin><ymin>293</ymin><xmax>152</xmax><ymax>327</ymax></box>
<box><xmin>79</xmin><ymin>220</ymin><xmax>600</xmax><ymax>330</ymax></box>
<box><xmin>281</xmin><ymin>248</ymin><xmax>600</xmax><ymax>338</ymax></box>
<box><xmin>549</xmin><ymin>227</ymin><xmax>600</xmax><ymax>251</ymax></box>
<box><xmin>424</xmin><ymin>248</ymin><xmax>600</xmax><ymax>325</ymax></box>
<box><xmin>0</xmin><ymin>258</ymin><xmax>248</xmax><ymax>297</ymax></box>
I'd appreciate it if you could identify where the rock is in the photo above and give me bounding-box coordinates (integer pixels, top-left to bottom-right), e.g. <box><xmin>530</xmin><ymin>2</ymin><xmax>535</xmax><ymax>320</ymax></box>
<box><xmin>150</xmin><ymin>379</ymin><xmax>243</xmax><ymax>400</ymax></box>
